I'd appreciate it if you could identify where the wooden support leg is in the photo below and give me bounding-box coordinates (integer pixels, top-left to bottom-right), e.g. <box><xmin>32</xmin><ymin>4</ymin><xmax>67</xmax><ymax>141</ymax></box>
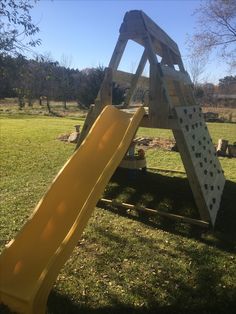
<box><xmin>76</xmin><ymin>68</ymin><xmax>113</xmax><ymax>148</ymax></box>
<box><xmin>124</xmin><ymin>49</ymin><xmax>148</xmax><ymax>107</ymax></box>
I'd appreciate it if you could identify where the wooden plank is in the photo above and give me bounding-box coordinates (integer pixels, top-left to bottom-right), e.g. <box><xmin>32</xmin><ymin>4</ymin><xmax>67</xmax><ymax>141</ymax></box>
<box><xmin>139</xmin><ymin>114</ymin><xmax>179</xmax><ymax>129</ymax></box>
<box><xmin>144</xmin><ymin>33</ymin><xmax>171</xmax><ymax>128</ymax></box>
<box><xmin>76</xmin><ymin>104</ymin><xmax>95</xmax><ymax>148</ymax></box>
<box><xmin>168</xmin><ymin>95</ymin><xmax>181</xmax><ymax>106</ymax></box>
<box><xmin>113</xmin><ymin>69</ymin><xmax>190</xmax><ymax>103</ymax></box>
<box><xmin>120</xmin><ymin>10</ymin><xmax>146</xmax><ymax>34</ymax></box>
<box><xmin>119</xmin><ymin>10</ymin><xmax>180</xmax><ymax>59</ymax></box>
<box><xmin>176</xmin><ymin>55</ymin><xmax>185</xmax><ymax>72</ymax></box>
<box><xmin>95</xmin><ymin>67</ymin><xmax>113</xmax><ymax>109</ymax></box>
<box><xmin>172</xmin><ymin>128</ymin><xmax>210</xmax><ymax>221</ymax></box>
<box><xmin>77</xmin><ymin>68</ymin><xmax>113</xmax><ymax>148</ymax></box>
<box><xmin>148</xmin><ymin>167</ymin><xmax>186</xmax><ymax>175</ymax></box>
<box><xmin>173</xmin><ymin>105</ymin><xmax>225</xmax><ymax>226</ymax></box>
<box><xmin>99</xmin><ymin>198</ymin><xmax>209</xmax><ymax>228</ymax></box>
<box><xmin>161</xmin><ymin>65</ymin><xmax>192</xmax><ymax>84</ymax></box>
<box><xmin>113</xmin><ymin>69</ymin><xmax>149</xmax><ymax>89</ymax></box>
<box><xmin>172</xmin><ymin>80</ymin><xmax>188</xmax><ymax>107</ymax></box>
<box><xmin>140</xmin><ymin>11</ymin><xmax>180</xmax><ymax>57</ymax></box>
<box><xmin>160</xmin><ymin>43</ymin><xmax>175</xmax><ymax>67</ymax></box>
<box><xmin>113</xmin><ymin>68</ymin><xmax>192</xmax><ymax>98</ymax></box>
<box><xmin>124</xmin><ymin>49</ymin><xmax>148</xmax><ymax>107</ymax></box>
<box><xmin>109</xmin><ymin>35</ymin><xmax>128</xmax><ymax>70</ymax></box>
<box><xmin>181</xmin><ymin>83</ymin><xmax>196</xmax><ymax>106</ymax></box>
<box><xmin>149</xmin><ymin>60</ymin><xmax>166</xmax><ymax>126</ymax></box>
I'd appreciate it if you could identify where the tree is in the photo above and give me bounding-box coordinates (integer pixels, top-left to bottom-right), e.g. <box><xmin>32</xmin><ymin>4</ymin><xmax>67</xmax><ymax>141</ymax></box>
<box><xmin>0</xmin><ymin>53</ymin><xmax>17</xmax><ymax>97</ymax></box>
<box><xmin>219</xmin><ymin>75</ymin><xmax>236</xmax><ymax>94</ymax></box>
<box><xmin>40</xmin><ymin>56</ymin><xmax>59</xmax><ymax>113</ymax></box>
<box><xmin>59</xmin><ymin>54</ymin><xmax>73</xmax><ymax>109</ymax></box>
<box><xmin>0</xmin><ymin>0</ymin><xmax>41</xmax><ymax>54</ymax></box>
<box><xmin>189</xmin><ymin>0</ymin><xmax>236</xmax><ymax>69</ymax></box>
<box><xmin>77</xmin><ymin>67</ymin><xmax>105</xmax><ymax>107</ymax></box>
<box><xmin>187</xmin><ymin>55</ymin><xmax>207</xmax><ymax>86</ymax></box>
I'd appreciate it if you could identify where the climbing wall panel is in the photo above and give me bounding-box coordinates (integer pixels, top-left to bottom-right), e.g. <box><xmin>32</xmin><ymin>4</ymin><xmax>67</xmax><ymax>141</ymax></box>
<box><xmin>173</xmin><ymin>105</ymin><xmax>225</xmax><ymax>226</ymax></box>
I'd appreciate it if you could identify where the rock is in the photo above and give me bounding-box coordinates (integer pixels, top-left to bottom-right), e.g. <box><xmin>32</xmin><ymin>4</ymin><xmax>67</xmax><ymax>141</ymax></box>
<box><xmin>171</xmin><ymin>143</ymin><xmax>179</xmax><ymax>152</ymax></box>
<box><xmin>216</xmin><ymin>139</ymin><xmax>228</xmax><ymax>156</ymax></box>
<box><xmin>68</xmin><ymin>132</ymin><xmax>80</xmax><ymax>143</ymax></box>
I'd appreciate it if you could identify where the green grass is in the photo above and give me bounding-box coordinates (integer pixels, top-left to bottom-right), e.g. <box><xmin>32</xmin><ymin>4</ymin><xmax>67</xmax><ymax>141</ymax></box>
<box><xmin>0</xmin><ymin>114</ymin><xmax>236</xmax><ymax>314</ymax></box>
<box><xmin>137</xmin><ymin>124</ymin><xmax>236</xmax><ymax>178</ymax></box>
<box><xmin>0</xmin><ymin>98</ymin><xmax>88</xmax><ymax>119</ymax></box>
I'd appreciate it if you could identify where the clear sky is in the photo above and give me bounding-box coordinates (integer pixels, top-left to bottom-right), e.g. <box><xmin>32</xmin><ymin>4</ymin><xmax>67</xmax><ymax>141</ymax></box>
<box><xmin>28</xmin><ymin>0</ymin><xmax>231</xmax><ymax>83</ymax></box>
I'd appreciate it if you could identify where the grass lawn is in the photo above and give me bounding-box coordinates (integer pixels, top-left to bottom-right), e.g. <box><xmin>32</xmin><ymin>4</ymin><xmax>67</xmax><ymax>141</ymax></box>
<box><xmin>0</xmin><ymin>112</ymin><xmax>236</xmax><ymax>314</ymax></box>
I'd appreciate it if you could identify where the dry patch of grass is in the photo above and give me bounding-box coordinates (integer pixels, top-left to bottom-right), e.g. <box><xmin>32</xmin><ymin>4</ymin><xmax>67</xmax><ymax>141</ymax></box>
<box><xmin>202</xmin><ymin>106</ymin><xmax>236</xmax><ymax>123</ymax></box>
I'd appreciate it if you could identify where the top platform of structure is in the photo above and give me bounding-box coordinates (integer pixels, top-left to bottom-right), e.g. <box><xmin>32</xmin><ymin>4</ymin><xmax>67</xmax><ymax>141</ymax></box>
<box><xmin>119</xmin><ymin>10</ymin><xmax>181</xmax><ymax>61</ymax></box>
<box><xmin>109</xmin><ymin>9</ymin><xmax>194</xmax><ymax>119</ymax></box>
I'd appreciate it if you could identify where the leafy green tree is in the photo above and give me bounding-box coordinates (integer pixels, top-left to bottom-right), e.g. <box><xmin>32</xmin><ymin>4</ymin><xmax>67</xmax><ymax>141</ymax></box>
<box><xmin>112</xmin><ymin>83</ymin><xmax>125</xmax><ymax>106</ymax></box>
<box><xmin>0</xmin><ymin>53</ymin><xmax>17</xmax><ymax>97</ymax></box>
<box><xmin>219</xmin><ymin>75</ymin><xmax>236</xmax><ymax>94</ymax></box>
<box><xmin>0</xmin><ymin>53</ymin><xmax>126</xmax><ymax>111</ymax></box>
<box><xmin>77</xmin><ymin>67</ymin><xmax>105</xmax><ymax>107</ymax></box>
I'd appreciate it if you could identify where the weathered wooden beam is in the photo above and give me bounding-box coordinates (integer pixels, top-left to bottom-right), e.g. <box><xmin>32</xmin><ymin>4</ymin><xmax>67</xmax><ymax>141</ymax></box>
<box><xmin>141</xmin><ymin>10</ymin><xmax>181</xmax><ymax>58</ymax></box>
<box><xmin>172</xmin><ymin>80</ymin><xmax>187</xmax><ymax>107</ymax></box>
<box><xmin>176</xmin><ymin>55</ymin><xmax>185</xmax><ymax>72</ymax></box>
<box><xmin>160</xmin><ymin>43</ymin><xmax>175</xmax><ymax>68</ymax></box>
<box><xmin>119</xmin><ymin>10</ymin><xmax>180</xmax><ymax>59</ymax></box>
<box><xmin>113</xmin><ymin>69</ymin><xmax>149</xmax><ymax>89</ymax></box>
<box><xmin>144</xmin><ymin>33</ymin><xmax>172</xmax><ymax>128</ymax></box>
<box><xmin>113</xmin><ymin>68</ymin><xmax>192</xmax><ymax>94</ymax></box>
<box><xmin>109</xmin><ymin>35</ymin><xmax>128</xmax><ymax>70</ymax></box>
<box><xmin>99</xmin><ymin>198</ymin><xmax>209</xmax><ymax>228</ymax></box>
<box><xmin>76</xmin><ymin>104</ymin><xmax>95</xmax><ymax>149</ymax></box>
<box><xmin>95</xmin><ymin>67</ymin><xmax>113</xmax><ymax>109</ymax></box>
<box><xmin>76</xmin><ymin>68</ymin><xmax>113</xmax><ymax>148</ymax></box>
<box><xmin>123</xmin><ymin>49</ymin><xmax>148</xmax><ymax>107</ymax></box>
<box><xmin>160</xmin><ymin>65</ymin><xmax>192</xmax><ymax>85</ymax></box>
<box><xmin>148</xmin><ymin>166</ymin><xmax>186</xmax><ymax>175</ymax></box>
<box><xmin>139</xmin><ymin>114</ymin><xmax>179</xmax><ymax>129</ymax></box>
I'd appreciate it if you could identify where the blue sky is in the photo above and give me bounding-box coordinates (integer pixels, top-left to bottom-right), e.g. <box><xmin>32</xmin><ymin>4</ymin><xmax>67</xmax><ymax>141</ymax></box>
<box><xmin>29</xmin><ymin>0</ymin><xmax>231</xmax><ymax>83</ymax></box>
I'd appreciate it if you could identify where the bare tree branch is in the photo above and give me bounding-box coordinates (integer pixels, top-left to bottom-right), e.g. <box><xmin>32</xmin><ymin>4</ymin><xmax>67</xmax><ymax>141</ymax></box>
<box><xmin>188</xmin><ymin>0</ymin><xmax>236</xmax><ymax>70</ymax></box>
<box><xmin>0</xmin><ymin>0</ymin><xmax>41</xmax><ymax>55</ymax></box>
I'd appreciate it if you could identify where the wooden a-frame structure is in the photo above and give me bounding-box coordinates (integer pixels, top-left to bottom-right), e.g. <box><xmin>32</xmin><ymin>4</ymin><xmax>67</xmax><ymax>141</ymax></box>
<box><xmin>78</xmin><ymin>10</ymin><xmax>225</xmax><ymax>226</ymax></box>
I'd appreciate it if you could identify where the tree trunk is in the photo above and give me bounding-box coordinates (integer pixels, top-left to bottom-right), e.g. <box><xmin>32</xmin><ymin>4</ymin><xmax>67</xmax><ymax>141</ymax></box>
<box><xmin>28</xmin><ymin>98</ymin><xmax>33</xmax><ymax>107</ymax></box>
<box><xmin>46</xmin><ymin>97</ymin><xmax>51</xmax><ymax>113</ymax></box>
<box><xmin>18</xmin><ymin>96</ymin><xmax>25</xmax><ymax>110</ymax></box>
<box><xmin>63</xmin><ymin>99</ymin><xmax>67</xmax><ymax>110</ymax></box>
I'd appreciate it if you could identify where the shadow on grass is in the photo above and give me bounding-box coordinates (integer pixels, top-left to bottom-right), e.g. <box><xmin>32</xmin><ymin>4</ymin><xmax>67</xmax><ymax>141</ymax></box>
<box><xmin>1</xmin><ymin>171</ymin><xmax>235</xmax><ymax>314</ymax></box>
<box><xmin>46</xmin><ymin>205</ymin><xmax>236</xmax><ymax>314</ymax></box>
<box><xmin>46</xmin><ymin>230</ymin><xmax>236</xmax><ymax>314</ymax></box>
<box><xmin>102</xmin><ymin>168</ymin><xmax>236</xmax><ymax>252</ymax></box>
<box><xmin>47</xmin><ymin>289</ymin><xmax>236</xmax><ymax>314</ymax></box>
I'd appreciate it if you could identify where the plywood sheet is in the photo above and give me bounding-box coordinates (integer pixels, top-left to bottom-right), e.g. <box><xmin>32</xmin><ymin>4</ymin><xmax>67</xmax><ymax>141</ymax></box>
<box><xmin>174</xmin><ymin>105</ymin><xmax>225</xmax><ymax>225</ymax></box>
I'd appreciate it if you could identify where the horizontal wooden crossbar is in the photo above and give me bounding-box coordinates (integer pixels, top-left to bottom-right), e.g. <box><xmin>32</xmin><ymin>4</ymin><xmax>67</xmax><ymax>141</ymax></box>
<box><xmin>99</xmin><ymin>198</ymin><xmax>210</xmax><ymax>228</ymax></box>
<box><xmin>148</xmin><ymin>167</ymin><xmax>186</xmax><ymax>175</ymax></box>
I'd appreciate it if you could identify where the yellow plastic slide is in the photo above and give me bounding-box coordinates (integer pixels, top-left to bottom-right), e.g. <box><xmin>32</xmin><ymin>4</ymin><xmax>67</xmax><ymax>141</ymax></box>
<box><xmin>0</xmin><ymin>105</ymin><xmax>145</xmax><ymax>314</ymax></box>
